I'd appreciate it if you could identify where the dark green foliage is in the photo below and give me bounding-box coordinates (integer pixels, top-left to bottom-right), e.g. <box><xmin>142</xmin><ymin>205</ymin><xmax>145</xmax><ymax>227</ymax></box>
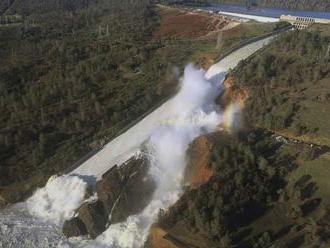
<box><xmin>0</xmin><ymin>0</ymin><xmax>204</xmax><ymax>199</ymax></box>
<box><xmin>231</xmin><ymin>30</ymin><xmax>330</xmax><ymax>133</ymax></box>
<box><xmin>160</xmin><ymin>130</ymin><xmax>295</xmax><ymax>244</ymax></box>
<box><xmin>0</xmin><ymin>0</ymin><xmax>157</xmax><ymax>187</ymax></box>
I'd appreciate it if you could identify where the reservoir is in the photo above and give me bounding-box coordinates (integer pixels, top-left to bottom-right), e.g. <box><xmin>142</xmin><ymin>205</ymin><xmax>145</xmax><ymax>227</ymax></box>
<box><xmin>202</xmin><ymin>3</ymin><xmax>330</xmax><ymax>19</ymax></box>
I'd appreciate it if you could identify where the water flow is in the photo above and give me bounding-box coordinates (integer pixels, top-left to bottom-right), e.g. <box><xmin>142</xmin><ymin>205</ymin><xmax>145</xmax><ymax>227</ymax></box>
<box><xmin>0</xmin><ymin>35</ymin><xmax>276</xmax><ymax>247</ymax></box>
<box><xmin>69</xmin><ymin>64</ymin><xmax>225</xmax><ymax>247</ymax></box>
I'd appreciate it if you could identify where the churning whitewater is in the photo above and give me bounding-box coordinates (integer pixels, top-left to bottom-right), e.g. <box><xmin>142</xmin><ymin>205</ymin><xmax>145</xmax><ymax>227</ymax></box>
<box><xmin>72</xmin><ymin>64</ymin><xmax>224</xmax><ymax>248</ymax></box>
<box><xmin>0</xmin><ymin>64</ymin><xmax>226</xmax><ymax>248</ymax></box>
<box><xmin>0</xmin><ymin>36</ymin><xmax>275</xmax><ymax>248</ymax></box>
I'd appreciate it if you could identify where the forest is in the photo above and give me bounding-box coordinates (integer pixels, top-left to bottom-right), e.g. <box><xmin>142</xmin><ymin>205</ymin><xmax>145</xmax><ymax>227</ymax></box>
<box><xmin>231</xmin><ymin>27</ymin><xmax>330</xmax><ymax>145</ymax></box>
<box><xmin>0</xmin><ymin>0</ymin><xmax>208</xmax><ymax>203</ymax></box>
<box><xmin>155</xmin><ymin>27</ymin><xmax>330</xmax><ymax>248</ymax></box>
<box><xmin>0</xmin><ymin>0</ymin><xmax>285</xmax><ymax>206</ymax></box>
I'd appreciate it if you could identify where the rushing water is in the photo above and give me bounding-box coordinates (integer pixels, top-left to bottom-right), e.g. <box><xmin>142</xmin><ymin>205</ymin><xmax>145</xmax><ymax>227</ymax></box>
<box><xmin>0</xmin><ymin>35</ymin><xmax>277</xmax><ymax>248</ymax></box>
<box><xmin>203</xmin><ymin>3</ymin><xmax>330</xmax><ymax>19</ymax></box>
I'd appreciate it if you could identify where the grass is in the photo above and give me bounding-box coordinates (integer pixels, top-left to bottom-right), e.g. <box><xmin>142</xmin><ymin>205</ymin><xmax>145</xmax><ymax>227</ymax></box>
<box><xmin>292</xmin><ymin>79</ymin><xmax>330</xmax><ymax>146</ymax></box>
<box><xmin>289</xmin><ymin>157</ymin><xmax>330</xmax><ymax>206</ymax></box>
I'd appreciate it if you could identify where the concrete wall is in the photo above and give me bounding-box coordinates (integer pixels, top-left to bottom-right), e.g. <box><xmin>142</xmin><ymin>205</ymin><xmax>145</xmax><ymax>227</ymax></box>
<box><xmin>280</xmin><ymin>15</ymin><xmax>330</xmax><ymax>25</ymax></box>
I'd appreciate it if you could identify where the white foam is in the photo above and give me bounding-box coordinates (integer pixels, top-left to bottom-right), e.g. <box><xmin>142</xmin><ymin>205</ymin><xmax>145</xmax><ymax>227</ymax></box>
<box><xmin>26</xmin><ymin>175</ymin><xmax>87</xmax><ymax>225</ymax></box>
<box><xmin>0</xmin><ymin>35</ymin><xmax>278</xmax><ymax>248</ymax></box>
<box><xmin>70</xmin><ymin>64</ymin><xmax>225</xmax><ymax>247</ymax></box>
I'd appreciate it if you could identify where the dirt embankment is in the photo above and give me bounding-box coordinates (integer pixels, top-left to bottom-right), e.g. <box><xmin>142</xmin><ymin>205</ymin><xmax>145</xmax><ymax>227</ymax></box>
<box><xmin>148</xmin><ymin>136</ymin><xmax>217</xmax><ymax>248</ymax></box>
<box><xmin>181</xmin><ymin>77</ymin><xmax>250</xmax><ymax>190</ymax></box>
<box><xmin>185</xmin><ymin>135</ymin><xmax>214</xmax><ymax>188</ymax></box>
<box><xmin>154</xmin><ymin>5</ymin><xmax>236</xmax><ymax>40</ymax></box>
<box><xmin>148</xmin><ymin>227</ymin><xmax>179</xmax><ymax>248</ymax></box>
<box><xmin>221</xmin><ymin>76</ymin><xmax>248</xmax><ymax>107</ymax></box>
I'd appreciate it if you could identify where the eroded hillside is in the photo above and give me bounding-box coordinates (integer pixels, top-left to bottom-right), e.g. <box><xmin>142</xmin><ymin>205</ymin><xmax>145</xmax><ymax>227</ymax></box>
<box><xmin>0</xmin><ymin>1</ymin><xmax>284</xmax><ymax>206</ymax></box>
<box><xmin>151</xmin><ymin>25</ymin><xmax>330</xmax><ymax>248</ymax></box>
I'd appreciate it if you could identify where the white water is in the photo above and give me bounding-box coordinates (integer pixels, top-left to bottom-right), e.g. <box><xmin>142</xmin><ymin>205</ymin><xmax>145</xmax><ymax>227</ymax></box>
<box><xmin>0</xmin><ymin>35</ymin><xmax>276</xmax><ymax>248</ymax></box>
<box><xmin>71</xmin><ymin>64</ymin><xmax>223</xmax><ymax>248</ymax></box>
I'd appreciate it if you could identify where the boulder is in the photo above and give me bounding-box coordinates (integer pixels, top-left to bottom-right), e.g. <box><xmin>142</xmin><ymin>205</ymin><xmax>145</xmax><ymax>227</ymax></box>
<box><xmin>77</xmin><ymin>200</ymin><xmax>107</xmax><ymax>239</ymax></box>
<box><xmin>110</xmin><ymin>159</ymin><xmax>155</xmax><ymax>223</ymax></box>
<box><xmin>62</xmin><ymin>217</ymin><xmax>87</xmax><ymax>238</ymax></box>
<box><xmin>96</xmin><ymin>165</ymin><xmax>122</xmax><ymax>214</ymax></box>
<box><xmin>96</xmin><ymin>157</ymin><xmax>154</xmax><ymax>224</ymax></box>
<box><xmin>62</xmin><ymin>156</ymin><xmax>155</xmax><ymax>239</ymax></box>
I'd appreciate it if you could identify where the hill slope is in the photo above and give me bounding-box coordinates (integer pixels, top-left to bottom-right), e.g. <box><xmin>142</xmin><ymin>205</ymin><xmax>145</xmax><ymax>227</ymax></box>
<box><xmin>0</xmin><ymin>3</ymin><xmax>279</xmax><ymax>206</ymax></box>
<box><xmin>0</xmin><ymin>2</ymin><xmax>222</xmax><ymax>204</ymax></box>
<box><xmin>152</xmin><ymin>26</ymin><xmax>330</xmax><ymax>248</ymax></box>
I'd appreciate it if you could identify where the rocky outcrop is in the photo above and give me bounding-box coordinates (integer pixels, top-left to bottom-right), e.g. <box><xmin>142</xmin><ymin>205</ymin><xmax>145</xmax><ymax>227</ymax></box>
<box><xmin>63</xmin><ymin>156</ymin><xmax>154</xmax><ymax>239</ymax></box>
<box><xmin>97</xmin><ymin>157</ymin><xmax>155</xmax><ymax>224</ymax></box>
<box><xmin>96</xmin><ymin>165</ymin><xmax>122</xmax><ymax>215</ymax></box>
<box><xmin>76</xmin><ymin>200</ymin><xmax>107</xmax><ymax>238</ymax></box>
<box><xmin>109</xmin><ymin>165</ymin><xmax>155</xmax><ymax>224</ymax></box>
<box><xmin>222</xmin><ymin>76</ymin><xmax>248</xmax><ymax>107</ymax></box>
<box><xmin>62</xmin><ymin>217</ymin><xmax>87</xmax><ymax>238</ymax></box>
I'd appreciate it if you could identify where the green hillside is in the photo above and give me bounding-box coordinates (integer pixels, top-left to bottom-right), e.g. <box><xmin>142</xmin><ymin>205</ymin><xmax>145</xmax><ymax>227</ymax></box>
<box><xmin>0</xmin><ymin>1</ymin><xmax>212</xmax><ymax>204</ymax></box>
<box><xmin>0</xmin><ymin>1</ymin><xmax>280</xmax><ymax>205</ymax></box>
<box><xmin>155</xmin><ymin>26</ymin><xmax>330</xmax><ymax>248</ymax></box>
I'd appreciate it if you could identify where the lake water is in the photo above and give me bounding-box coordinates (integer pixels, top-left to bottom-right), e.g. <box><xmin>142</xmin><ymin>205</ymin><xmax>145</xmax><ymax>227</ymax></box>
<box><xmin>203</xmin><ymin>3</ymin><xmax>330</xmax><ymax>19</ymax></box>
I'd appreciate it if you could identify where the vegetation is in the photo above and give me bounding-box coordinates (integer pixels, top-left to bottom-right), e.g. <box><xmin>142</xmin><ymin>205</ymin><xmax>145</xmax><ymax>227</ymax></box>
<box><xmin>158</xmin><ymin>129</ymin><xmax>330</xmax><ymax>247</ymax></box>
<box><xmin>0</xmin><ymin>1</ymin><xmax>218</xmax><ymax>203</ymax></box>
<box><xmin>231</xmin><ymin>28</ymin><xmax>330</xmax><ymax>145</ymax></box>
<box><xmin>215</xmin><ymin>21</ymin><xmax>290</xmax><ymax>59</ymax></box>
<box><xmin>0</xmin><ymin>0</ymin><xmax>279</xmax><ymax>205</ymax></box>
<box><xmin>156</xmin><ymin>27</ymin><xmax>330</xmax><ymax>248</ymax></box>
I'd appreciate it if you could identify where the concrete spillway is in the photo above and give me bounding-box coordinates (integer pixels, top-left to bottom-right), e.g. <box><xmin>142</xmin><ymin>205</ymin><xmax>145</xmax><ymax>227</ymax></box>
<box><xmin>71</xmin><ymin>35</ymin><xmax>275</xmax><ymax>179</ymax></box>
<box><xmin>0</xmin><ymin>34</ymin><xmax>278</xmax><ymax>248</ymax></box>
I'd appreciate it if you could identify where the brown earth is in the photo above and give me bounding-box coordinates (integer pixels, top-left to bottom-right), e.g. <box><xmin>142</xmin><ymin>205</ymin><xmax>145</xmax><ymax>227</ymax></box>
<box><xmin>148</xmin><ymin>227</ymin><xmax>179</xmax><ymax>248</ymax></box>
<box><xmin>154</xmin><ymin>5</ymin><xmax>233</xmax><ymax>40</ymax></box>
<box><xmin>147</xmin><ymin>134</ymin><xmax>217</xmax><ymax>248</ymax></box>
<box><xmin>185</xmin><ymin>135</ymin><xmax>214</xmax><ymax>188</ymax></box>
<box><xmin>222</xmin><ymin>76</ymin><xmax>248</xmax><ymax>107</ymax></box>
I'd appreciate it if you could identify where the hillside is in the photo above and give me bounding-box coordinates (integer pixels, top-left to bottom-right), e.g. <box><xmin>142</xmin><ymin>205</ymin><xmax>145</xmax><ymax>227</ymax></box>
<box><xmin>0</xmin><ymin>0</ymin><xmax>163</xmax><ymax>204</ymax></box>
<box><xmin>231</xmin><ymin>26</ymin><xmax>330</xmax><ymax>146</ymax></box>
<box><xmin>152</xmin><ymin>26</ymin><xmax>330</xmax><ymax>248</ymax></box>
<box><xmin>0</xmin><ymin>1</ymin><xmax>282</xmax><ymax>206</ymax></box>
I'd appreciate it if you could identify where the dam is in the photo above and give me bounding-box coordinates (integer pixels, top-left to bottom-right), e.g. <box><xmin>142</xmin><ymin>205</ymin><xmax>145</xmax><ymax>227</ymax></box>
<box><xmin>280</xmin><ymin>15</ymin><xmax>330</xmax><ymax>29</ymax></box>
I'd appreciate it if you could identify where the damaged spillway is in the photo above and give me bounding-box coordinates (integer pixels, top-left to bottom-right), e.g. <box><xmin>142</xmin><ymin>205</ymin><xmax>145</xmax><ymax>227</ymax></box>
<box><xmin>0</xmin><ymin>36</ymin><xmax>275</xmax><ymax>248</ymax></box>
